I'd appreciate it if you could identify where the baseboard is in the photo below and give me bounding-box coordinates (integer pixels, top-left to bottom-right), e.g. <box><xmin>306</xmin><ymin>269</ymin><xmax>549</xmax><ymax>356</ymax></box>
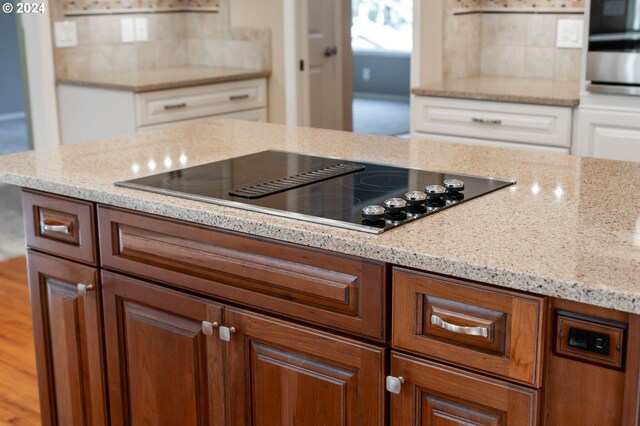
<box><xmin>353</xmin><ymin>92</ymin><xmax>410</xmax><ymax>102</ymax></box>
<box><xmin>0</xmin><ymin>112</ymin><xmax>26</xmax><ymax>122</ymax></box>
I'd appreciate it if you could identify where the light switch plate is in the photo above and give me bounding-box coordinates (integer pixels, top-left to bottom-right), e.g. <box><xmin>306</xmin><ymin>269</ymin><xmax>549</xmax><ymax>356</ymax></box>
<box><xmin>54</xmin><ymin>21</ymin><xmax>78</xmax><ymax>48</ymax></box>
<box><xmin>121</xmin><ymin>18</ymin><xmax>135</xmax><ymax>43</ymax></box>
<box><xmin>134</xmin><ymin>17</ymin><xmax>148</xmax><ymax>42</ymax></box>
<box><xmin>557</xmin><ymin>19</ymin><xmax>583</xmax><ymax>49</ymax></box>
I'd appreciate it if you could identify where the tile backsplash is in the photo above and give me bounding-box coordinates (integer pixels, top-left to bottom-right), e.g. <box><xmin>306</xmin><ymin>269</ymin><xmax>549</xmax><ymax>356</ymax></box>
<box><xmin>443</xmin><ymin>3</ymin><xmax>583</xmax><ymax>80</ymax></box>
<box><xmin>53</xmin><ymin>0</ymin><xmax>271</xmax><ymax>79</ymax></box>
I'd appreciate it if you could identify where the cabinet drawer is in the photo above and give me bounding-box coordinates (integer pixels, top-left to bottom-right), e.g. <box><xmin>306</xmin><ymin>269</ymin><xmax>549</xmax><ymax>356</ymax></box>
<box><xmin>135</xmin><ymin>78</ymin><xmax>267</xmax><ymax>126</ymax></box>
<box><xmin>392</xmin><ymin>268</ymin><xmax>545</xmax><ymax>386</ymax></box>
<box><xmin>389</xmin><ymin>352</ymin><xmax>540</xmax><ymax>425</ymax></box>
<box><xmin>412</xmin><ymin>96</ymin><xmax>572</xmax><ymax>148</ymax></box>
<box><xmin>99</xmin><ymin>207</ymin><xmax>387</xmax><ymax>341</ymax></box>
<box><xmin>22</xmin><ymin>189</ymin><xmax>97</xmax><ymax>265</ymax></box>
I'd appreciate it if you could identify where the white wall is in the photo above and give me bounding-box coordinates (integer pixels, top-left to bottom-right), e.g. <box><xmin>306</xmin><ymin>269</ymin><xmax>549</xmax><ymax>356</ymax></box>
<box><xmin>230</xmin><ymin>0</ymin><xmax>287</xmax><ymax>124</ymax></box>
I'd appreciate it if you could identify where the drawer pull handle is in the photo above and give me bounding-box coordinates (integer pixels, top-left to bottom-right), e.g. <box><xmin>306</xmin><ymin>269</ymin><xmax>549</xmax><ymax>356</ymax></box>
<box><xmin>431</xmin><ymin>314</ymin><xmax>489</xmax><ymax>338</ymax></box>
<box><xmin>385</xmin><ymin>376</ymin><xmax>405</xmax><ymax>394</ymax></box>
<box><xmin>202</xmin><ymin>321</ymin><xmax>219</xmax><ymax>336</ymax></box>
<box><xmin>164</xmin><ymin>103</ymin><xmax>187</xmax><ymax>110</ymax></box>
<box><xmin>471</xmin><ymin>117</ymin><xmax>502</xmax><ymax>125</ymax></box>
<box><xmin>77</xmin><ymin>283</ymin><xmax>94</xmax><ymax>296</ymax></box>
<box><xmin>229</xmin><ymin>94</ymin><xmax>250</xmax><ymax>101</ymax></box>
<box><xmin>40</xmin><ymin>220</ymin><xmax>70</xmax><ymax>235</ymax></box>
<box><xmin>219</xmin><ymin>326</ymin><xmax>236</xmax><ymax>342</ymax></box>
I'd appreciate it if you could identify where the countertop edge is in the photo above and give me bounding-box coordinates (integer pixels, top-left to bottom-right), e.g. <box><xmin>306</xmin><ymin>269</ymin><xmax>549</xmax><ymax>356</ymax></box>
<box><xmin>57</xmin><ymin>69</ymin><xmax>272</xmax><ymax>93</ymax></box>
<box><xmin>411</xmin><ymin>88</ymin><xmax>580</xmax><ymax>107</ymax></box>
<box><xmin>3</xmin><ymin>171</ymin><xmax>638</xmax><ymax>315</ymax></box>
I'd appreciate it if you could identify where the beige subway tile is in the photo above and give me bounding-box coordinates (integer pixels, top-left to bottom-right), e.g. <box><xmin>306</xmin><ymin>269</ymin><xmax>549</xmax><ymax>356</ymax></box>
<box><xmin>495</xmin><ymin>46</ymin><xmax>526</xmax><ymax>76</ymax></box>
<box><xmin>90</xmin><ymin>45</ymin><xmax>114</xmax><ymax>75</ymax></box>
<box><xmin>498</xmin><ymin>14</ymin><xmax>528</xmax><ymax>46</ymax></box>
<box><xmin>156</xmin><ymin>13</ymin><xmax>187</xmax><ymax>40</ymax></box>
<box><xmin>135</xmin><ymin>44</ymin><xmax>157</xmax><ymax>70</ymax></box>
<box><xmin>157</xmin><ymin>40</ymin><xmax>189</xmax><ymax>67</ymax></box>
<box><xmin>526</xmin><ymin>14</ymin><xmax>557</xmax><ymax>47</ymax></box>
<box><xmin>482</xmin><ymin>13</ymin><xmax>499</xmax><ymax>45</ymax></box>
<box><xmin>524</xmin><ymin>46</ymin><xmax>555</xmax><ymax>78</ymax></box>
<box><xmin>554</xmin><ymin>48</ymin><xmax>582</xmax><ymax>80</ymax></box>
<box><xmin>480</xmin><ymin>44</ymin><xmax>499</xmax><ymax>75</ymax></box>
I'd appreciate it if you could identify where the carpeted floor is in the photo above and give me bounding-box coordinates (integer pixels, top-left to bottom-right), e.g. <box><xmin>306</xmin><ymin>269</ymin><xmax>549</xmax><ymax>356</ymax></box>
<box><xmin>352</xmin><ymin>96</ymin><xmax>410</xmax><ymax>136</ymax></box>
<box><xmin>0</xmin><ymin>184</ymin><xmax>25</xmax><ymax>262</ymax></box>
<box><xmin>0</xmin><ymin>116</ymin><xmax>30</xmax><ymax>156</ymax></box>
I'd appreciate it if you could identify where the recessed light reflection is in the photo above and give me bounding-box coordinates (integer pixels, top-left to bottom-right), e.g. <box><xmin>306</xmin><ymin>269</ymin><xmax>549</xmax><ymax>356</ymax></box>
<box><xmin>148</xmin><ymin>160</ymin><xmax>157</xmax><ymax>171</ymax></box>
<box><xmin>131</xmin><ymin>163</ymin><xmax>140</xmax><ymax>174</ymax></box>
<box><xmin>179</xmin><ymin>154</ymin><xmax>188</xmax><ymax>166</ymax></box>
<box><xmin>509</xmin><ymin>186</ymin><xmax>518</xmax><ymax>193</ymax></box>
<box><xmin>164</xmin><ymin>156</ymin><xmax>172</xmax><ymax>168</ymax></box>
<box><xmin>554</xmin><ymin>185</ymin><xmax>564</xmax><ymax>198</ymax></box>
<box><xmin>531</xmin><ymin>183</ymin><xmax>540</xmax><ymax>195</ymax></box>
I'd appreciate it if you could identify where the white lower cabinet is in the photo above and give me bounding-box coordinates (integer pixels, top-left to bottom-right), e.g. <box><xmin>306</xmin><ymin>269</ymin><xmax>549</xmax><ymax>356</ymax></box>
<box><xmin>576</xmin><ymin>107</ymin><xmax>640</xmax><ymax>162</ymax></box>
<box><xmin>58</xmin><ymin>78</ymin><xmax>268</xmax><ymax>144</ymax></box>
<box><xmin>411</xmin><ymin>96</ymin><xmax>573</xmax><ymax>154</ymax></box>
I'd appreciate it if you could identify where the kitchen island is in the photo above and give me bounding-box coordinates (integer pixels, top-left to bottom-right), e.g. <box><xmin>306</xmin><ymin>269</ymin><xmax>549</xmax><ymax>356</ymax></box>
<box><xmin>0</xmin><ymin>119</ymin><xmax>638</xmax><ymax>425</ymax></box>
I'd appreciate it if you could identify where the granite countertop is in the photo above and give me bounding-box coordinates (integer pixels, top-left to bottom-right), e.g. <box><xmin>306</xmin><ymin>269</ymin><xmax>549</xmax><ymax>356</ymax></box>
<box><xmin>0</xmin><ymin>120</ymin><xmax>638</xmax><ymax>313</ymax></box>
<box><xmin>57</xmin><ymin>65</ymin><xmax>271</xmax><ymax>92</ymax></box>
<box><xmin>412</xmin><ymin>76</ymin><xmax>581</xmax><ymax>107</ymax></box>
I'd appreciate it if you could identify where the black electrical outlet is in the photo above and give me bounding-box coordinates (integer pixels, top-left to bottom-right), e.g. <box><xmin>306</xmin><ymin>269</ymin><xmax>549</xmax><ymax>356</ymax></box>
<box><xmin>568</xmin><ymin>327</ymin><xmax>610</xmax><ymax>356</ymax></box>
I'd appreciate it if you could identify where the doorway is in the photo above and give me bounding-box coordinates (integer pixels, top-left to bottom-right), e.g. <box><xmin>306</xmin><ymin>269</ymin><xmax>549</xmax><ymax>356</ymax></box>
<box><xmin>0</xmin><ymin>13</ymin><xmax>31</xmax><ymax>155</ymax></box>
<box><xmin>351</xmin><ymin>0</ymin><xmax>412</xmax><ymax>137</ymax></box>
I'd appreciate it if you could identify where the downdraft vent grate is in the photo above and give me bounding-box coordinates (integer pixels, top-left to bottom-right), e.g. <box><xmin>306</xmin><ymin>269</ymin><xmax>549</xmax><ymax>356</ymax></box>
<box><xmin>229</xmin><ymin>163</ymin><xmax>365</xmax><ymax>199</ymax></box>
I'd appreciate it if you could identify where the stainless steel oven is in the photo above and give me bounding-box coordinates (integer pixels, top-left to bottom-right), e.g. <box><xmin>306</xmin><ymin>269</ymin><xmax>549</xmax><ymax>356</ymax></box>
<box><xmin>587</xmin><ymin>0</ymin><xmax>640</xmax><ymax>95</ymax></box>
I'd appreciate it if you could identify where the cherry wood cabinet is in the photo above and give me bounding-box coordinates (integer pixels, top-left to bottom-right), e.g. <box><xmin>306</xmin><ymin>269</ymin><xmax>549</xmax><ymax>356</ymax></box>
<box><xmin>224</xmin><ymin>307</ymin><xmax>386</xmax><ymax>425</ymax></box>
<box><xmin>26</xmin><ymin>250</ymin><xmax>107</xmax><ymax>426</ymax></box>
<box><xmin>101</xmin><ymin>271</ymin><xmax>225</xmax><ymax>426</ymax></box>
<box><xmin>101</xmin><ymin>271</ymin><xmax>386</xmax><ymax>426</ymax></box>
<box><xmin>389</xmin><ymin>352</ymin><xmax>540</xmax><ymax>426</ymax></box>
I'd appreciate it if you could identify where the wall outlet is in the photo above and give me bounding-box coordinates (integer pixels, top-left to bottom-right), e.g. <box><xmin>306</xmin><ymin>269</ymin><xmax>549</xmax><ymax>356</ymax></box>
<box><xmin>121</xmin><ymin>18</ymin><xmax>135</xmax><ymax>43</ymax></box>
<box><xmin>362</xmin><ymin>67</ymin><xmax>371</xmax><ymax>81</ymax></box>
<box><xmin>134</xmin><ymin>17</ymin><xmax>148</xmax><ymax>42</ymax></box>
<box><xmin>557</xmin><ymin>19</ymin><xmax>583</xmax><ymax>49</ymax></box>
<box><xmin>54</xmin><ymin>21</ymin><xmax>78</xmax><ymax>48</ymax></box>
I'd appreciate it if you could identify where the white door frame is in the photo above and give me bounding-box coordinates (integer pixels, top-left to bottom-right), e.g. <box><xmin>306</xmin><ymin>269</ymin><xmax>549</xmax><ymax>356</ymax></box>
<box><xmin>20</xmin><ymin>4</ymin><xmax>60</xmax><ymax>149</ymax></box>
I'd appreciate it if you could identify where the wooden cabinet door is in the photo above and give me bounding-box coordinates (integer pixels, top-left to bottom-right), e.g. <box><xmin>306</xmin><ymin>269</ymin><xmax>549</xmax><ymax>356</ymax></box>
<box><xmin>224</xmin><ymin>307</ymin><xmax>386</xmax><ymax>426</ymax></box>
<box><xmin>102</xmin><ymin>271</ymin><xmax>225</xmax><ymax>426</ymax></box>
<box><xmin>389</xmin><ymin>352</ymin><xmax>540</xmax><ymax>426</ymax></box>
<box><xmin>26</xmin><ymin>250</ymin><xmax>107</xmax><ymax>426</ymax></box>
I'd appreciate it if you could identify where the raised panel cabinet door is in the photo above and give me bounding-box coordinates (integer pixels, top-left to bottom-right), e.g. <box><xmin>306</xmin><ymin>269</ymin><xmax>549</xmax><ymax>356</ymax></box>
<box><xmin>26</xmin><ymin>250</ymin><xmax>107</xmax><ymax>426</ymax></box>
<box><xmin>389</xmin><ymin>352</ymin><xmax>540</xmax><ymax>426</ymax></box>
<box><xmin>102</xmin><ymin>271</ymin><xmax>225</xmax><ymax>426</ymax></box>
<box><xmin>224</xmin><ymin>307</ymin><xmax>386</xmax><ymax>426</ymax></box>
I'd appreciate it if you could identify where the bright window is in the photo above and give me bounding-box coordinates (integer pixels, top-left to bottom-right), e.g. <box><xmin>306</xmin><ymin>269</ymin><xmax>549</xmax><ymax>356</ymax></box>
<box><xmin>351</xmin><ymin>0</ymin><xmax>413</xmax><ymax>52</ymax></box>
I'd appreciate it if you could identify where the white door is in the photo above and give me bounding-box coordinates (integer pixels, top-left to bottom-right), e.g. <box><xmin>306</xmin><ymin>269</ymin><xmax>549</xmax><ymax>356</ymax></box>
<box><xmin>307</xmin><ymin>0</ymin><xmax>343</xmax><ymax>130</ymax></box>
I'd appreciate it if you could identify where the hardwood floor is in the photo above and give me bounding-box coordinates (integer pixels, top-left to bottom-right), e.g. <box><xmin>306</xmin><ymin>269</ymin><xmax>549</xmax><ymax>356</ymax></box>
<box><xmin>0</xmin><ymin>256</ymin><xmax>40</xmax><ymax>425</ymax></box>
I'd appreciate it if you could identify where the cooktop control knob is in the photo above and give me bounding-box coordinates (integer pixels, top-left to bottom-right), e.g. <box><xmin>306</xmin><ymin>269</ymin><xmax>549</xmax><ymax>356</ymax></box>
<box><xmin>404</xmin><ymin>191</ymin><xmax>427</xmax><ymax>213</ymax></box>
<box><xmin>383</xmin><ymin>198</ymin><xmax>408</xmax><ymax>218</ymax></box>
<box><xmin>361</xmin><ymin>205</ymin><xmax>385</xmax><ymax>221</ymax></box>
<box><xmin>425</xmin><ymin>185</ymin><xmax>446</xmax><ymax>207</ymax></box>
<box><xmin>425</xmin><ymin>185</ymin><xmax>446</xmax><ymax>197</ymax></box>
<box><xmin>443</xmin><ymin>179</ymin><xmax>465</xmax><ymax>201</ymax></box>
<box><xmin>443</xmin><ymin>179</ymin><xmax>465</xmax><ymax>192</ymax></box>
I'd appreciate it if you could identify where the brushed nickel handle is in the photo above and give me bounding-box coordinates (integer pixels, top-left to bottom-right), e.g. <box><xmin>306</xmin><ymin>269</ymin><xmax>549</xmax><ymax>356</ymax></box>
<box><xmin>219</xmin><ymin>326</ymin><xmax>236</xmax><ymax>342</ymax></box>
<box><xmin>229</xmin><ymin>94</ymin><xmax>250</xmax><ymax>101</ymax></box>
<box><xmin>164</xmin><ymin>102</ymin><xmax>187</xmax><ymax>110</ymax></box>
<box><xmin>40</xmin><ymin>220</ymin><xmax>70</xmax><ymax>235</ymax></box>
<box><xmin>385</xmin><ymin>376</ymin><xmax>405</xmax><ymax>394</ymax></box>
<box><xmin>77</xmin><ymin>283</ymin><xmax>94</xmax><ymax>296</ymax></box>
<box><xmin>471</xmin><ymin>117</ymin><xmax>502</xmax><ymax>125</ymax></box>
<box><xmin>202</xmin><ymin>321</ymin><xmax>219</xmax><ymax>336</ymax></box>
<box><xmin>431</xmin><ymin>314</ymin><xmax>489</xmax><ymax>338</ymax></box>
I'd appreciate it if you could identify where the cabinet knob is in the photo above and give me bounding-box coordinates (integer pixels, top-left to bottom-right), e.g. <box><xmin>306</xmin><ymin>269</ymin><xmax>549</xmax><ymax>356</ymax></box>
<box><xmin>385</xmin><ymin>375</ymin><xmax>405</xmax><ymax>394</ymax></box>
<box><xmin>219</xmin><ymin>326</ymin><xmax>236</xmax><ymax>342</ymax></box>
<box><xmin>77</xmin><ymin>283</ymin><xmax>94</xmax><ymax>296</ymax></box>
<box><xmin>202</xmin><ymin>321</ymin><xmax>219</xmax><ymax>336</ymax></box>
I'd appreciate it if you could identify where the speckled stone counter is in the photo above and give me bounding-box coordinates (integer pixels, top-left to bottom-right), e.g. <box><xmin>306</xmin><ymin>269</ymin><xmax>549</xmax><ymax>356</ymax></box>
<box><xmin>57</xmin><ymin>65</ymin><xmax>271</xmax><ymax>92</ymax></box>
<box><xmin>412</xmin><ymin>76</ymin><xmax>581</xmax><ymax>107</ymax></box>
<box><xmin>0</xmin><ymin>120</ymin><xmax>638</xmax><ymax>313</ymax></box>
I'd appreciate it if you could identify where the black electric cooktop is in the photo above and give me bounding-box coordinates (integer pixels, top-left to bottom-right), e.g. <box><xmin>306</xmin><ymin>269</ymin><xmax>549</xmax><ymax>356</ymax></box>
<box><xmin>116</xmin><ymin>150</ymin><xmax>514</xmax><ymax>234</ymax></box>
